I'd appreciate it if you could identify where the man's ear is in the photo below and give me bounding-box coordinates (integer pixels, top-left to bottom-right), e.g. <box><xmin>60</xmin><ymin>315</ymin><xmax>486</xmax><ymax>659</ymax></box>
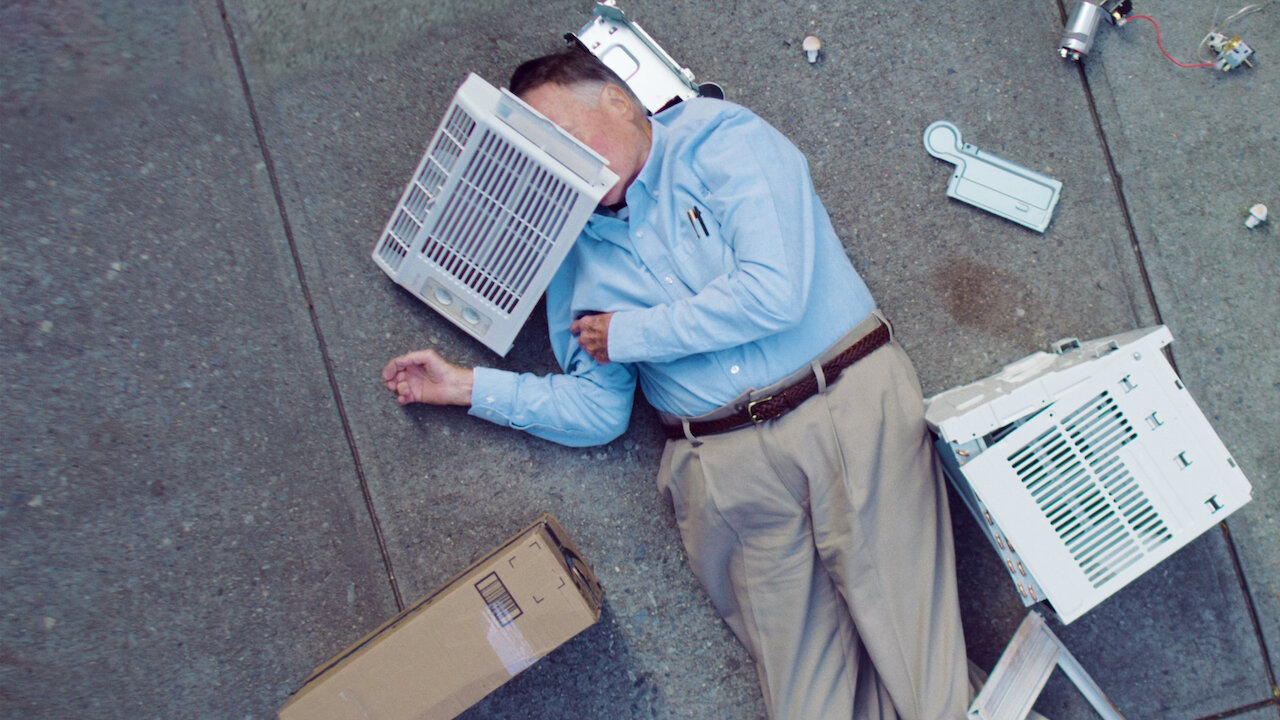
<box><xmin>601</xmin><ymin>83</ymin><xmax>637</xmax><ymax>119</ymax></box>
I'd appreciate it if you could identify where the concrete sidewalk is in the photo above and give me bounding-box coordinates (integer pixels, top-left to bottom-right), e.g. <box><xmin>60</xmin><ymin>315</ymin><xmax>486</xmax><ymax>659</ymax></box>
<box><xmin>2</xmin><ymin>0</ymin><xmax>1276</xmax><ymax>718</ymax></box>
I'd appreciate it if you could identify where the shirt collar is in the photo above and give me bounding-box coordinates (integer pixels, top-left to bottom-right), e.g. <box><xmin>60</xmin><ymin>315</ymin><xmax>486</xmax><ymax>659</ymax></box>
<box><xmin>630</xmin><ymin>115</ymin><xmax>665</xmax><ymax>200</ymax></box>
<box><xmin>584</xmin><ymin>116</ymin><xmax>663</xmax><ymax>242</ymax></box>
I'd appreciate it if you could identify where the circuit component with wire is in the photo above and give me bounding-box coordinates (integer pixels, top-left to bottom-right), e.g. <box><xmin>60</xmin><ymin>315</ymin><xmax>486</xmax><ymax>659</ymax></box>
<box><xmin>1119</xmin><ymin>14</ymin><xmax>1219</xmax><ymax>69</ymax></box>
<box><xmin>1058</xmin><ymin>0</ymin><xmax>1268</xmax><ymax>71</ymax></box>
<box><xmin>1205</xmin><ymin>32</ymin><xmax>1256</xmax><ymax>70</ymax></box>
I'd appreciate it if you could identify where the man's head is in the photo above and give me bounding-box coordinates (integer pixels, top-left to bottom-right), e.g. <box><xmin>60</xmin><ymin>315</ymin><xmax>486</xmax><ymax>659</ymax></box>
<box><xmin>511</xmin><ymin>47</ymin><xmax>651</xmax><ymax>207</ymax></box>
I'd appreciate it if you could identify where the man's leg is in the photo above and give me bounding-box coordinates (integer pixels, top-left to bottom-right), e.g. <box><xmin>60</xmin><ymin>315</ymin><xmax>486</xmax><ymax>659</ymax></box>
<box><xmin>658</xmin><ymin>420</ymin><xmax>899</xmax><ymax>719</ymax></box>
<box><xmin>788</xmin><ymin>340</ymin><xmax>970</xmax><ymax>719</ymax></box>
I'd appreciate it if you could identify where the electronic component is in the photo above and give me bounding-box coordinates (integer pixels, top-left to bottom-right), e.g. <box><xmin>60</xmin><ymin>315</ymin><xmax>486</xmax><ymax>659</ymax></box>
<box><xmin>1060</xmin><ymin>0</ymin><xmax>1133</xmax><ymax>60</ymax></box>
<box><xmin>1205</xmin><ymin>32</ymin><xmax>1256</xmax><ymax>70</ymax></box>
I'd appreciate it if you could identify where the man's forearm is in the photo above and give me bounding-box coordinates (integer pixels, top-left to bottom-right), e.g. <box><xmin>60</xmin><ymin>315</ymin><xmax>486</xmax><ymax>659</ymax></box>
<box><xmin>440</xmin><ymin>367</ymin><xmax>474</xmax><ymax>406</ymax></box>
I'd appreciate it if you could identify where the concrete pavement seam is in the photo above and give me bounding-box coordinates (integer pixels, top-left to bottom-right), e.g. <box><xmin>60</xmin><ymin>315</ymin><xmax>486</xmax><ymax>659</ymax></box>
<box><xmin>1191</xmin><ymin>696</ymin><xmax>1280</xmax><ymax>719</ymax></box>
<box><xmin>1052</xmin><ymin>0</ymin><xmax>1277</xmax><ymax>710</ymax></box>
<box><xmin>1069</xmin><ymin>54</ymin><xmax>1165</xmax><ymax>330</ymax></box>
<box><xmin>214</xmin><ymin>0</ymin><xmax>404</xmax><ymax>611</ymax></box>
<box><xmin>1221</xmin><ymin>518</ymin><xmax>1280</xmax><ymax>702</ymax></box>
<box><xmin>1072</xmin><ymin>48</ymin><xmax>1279</xmax><ymax>720</ymax></box>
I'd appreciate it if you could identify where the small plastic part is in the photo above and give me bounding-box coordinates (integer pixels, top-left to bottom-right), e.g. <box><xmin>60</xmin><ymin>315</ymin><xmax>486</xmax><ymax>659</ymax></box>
<box><xmin>1245</xmin><ymin>203</ymin><xmax>1269</xmax><ymax>229</ymax></box>
<box><xmin>923</xmin><ymin>120</ymin><xmax>1063</xmax><ymax>233</ymax></box>
<box><xmin>1052</xmin><ymin>337</ymin><xmax>1082</xmax><ymax>355</ymax></box>
<box><xmin>1206</xmin><ymin>33</ymin><xmax>1256</xmax><ymax>70</ymax></box>
<box><xmin>803</xmin><ymin>35</ymin><xmax>822</xmax><ymax>63</ymax></box>
<box><xmin>1101</xmin><ymin>0</ymin><xmax>1133</xmax><ymax>22</ymax></box>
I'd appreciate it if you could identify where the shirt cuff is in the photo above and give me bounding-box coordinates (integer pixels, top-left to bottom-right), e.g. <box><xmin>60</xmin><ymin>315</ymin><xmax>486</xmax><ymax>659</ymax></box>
<box><xmin>468</xmin><ymin>366</ymin><xmax>518</xmax><ymax>427</ymax></box>
<box><xmin>606</xmin><ymin>309</ymin><xmax>651</xmax><ymax>364</ymax></box>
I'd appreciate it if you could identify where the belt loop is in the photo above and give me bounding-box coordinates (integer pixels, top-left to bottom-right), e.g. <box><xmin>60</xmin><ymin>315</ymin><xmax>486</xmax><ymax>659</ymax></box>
<box><xmin>681</xmin><ymin>419</ymin><xmax>702</xmax><ymax>446</ymax></box>
<box><xmin>810</xmin><ymin>359</ymin><xmax>827</xmax><ymax>394</ymax></box>
<box><xmin>873</xmin><ymin>309</ymin><xmax>893</xmax><ymax>341</ymax></box>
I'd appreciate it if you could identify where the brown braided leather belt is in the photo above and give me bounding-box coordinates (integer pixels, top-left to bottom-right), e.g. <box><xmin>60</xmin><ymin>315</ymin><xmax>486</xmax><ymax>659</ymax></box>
<box><xmin>661</xmin><ymin>320</ymin><xmax>891</xmax><ymax>440</ymax></box>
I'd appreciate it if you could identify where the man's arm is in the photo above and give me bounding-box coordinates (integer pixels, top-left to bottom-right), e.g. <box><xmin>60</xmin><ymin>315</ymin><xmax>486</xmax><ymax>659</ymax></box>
<box><xmin>382</xmin><ymin>349</ymin><xmax>473</xmax><ymax>406</ymax></box>
<box><xmin>383</xmin><ymin>242</ymin><xmax>640</xmax><ymax>447</ymax></box>
<box><xmin>381</xmin><ymin>347</ymin><xmax>636</xmax><ymax>448</ymax></box>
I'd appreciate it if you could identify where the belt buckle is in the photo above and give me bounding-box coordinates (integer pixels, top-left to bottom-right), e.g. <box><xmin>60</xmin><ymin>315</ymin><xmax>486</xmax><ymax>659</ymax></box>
<box><xmin>747</xmin><ymin>395</ymin><xmax>773</xmax><ymax>423</ymax></box>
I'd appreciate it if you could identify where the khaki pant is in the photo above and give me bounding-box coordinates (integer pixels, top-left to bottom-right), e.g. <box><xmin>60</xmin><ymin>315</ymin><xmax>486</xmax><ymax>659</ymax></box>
<box><xmin>657</xmin><ymin>326</ymin><xmax>970</xmax><ymax>720</ymax></box>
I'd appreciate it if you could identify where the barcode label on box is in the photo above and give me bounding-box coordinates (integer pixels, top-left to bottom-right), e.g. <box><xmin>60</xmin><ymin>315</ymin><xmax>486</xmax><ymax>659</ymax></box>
<box><xmin>475</xmin><ymin>572</ymin><xmax>522</xmax><ymax>626</ymax></box>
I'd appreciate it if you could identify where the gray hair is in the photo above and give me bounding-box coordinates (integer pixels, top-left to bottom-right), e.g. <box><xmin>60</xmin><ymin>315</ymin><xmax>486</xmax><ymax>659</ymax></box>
<box><xmin>509</xmin><ymin>45</ymin><xmax>644</xmax><ymax>112</ymax></box>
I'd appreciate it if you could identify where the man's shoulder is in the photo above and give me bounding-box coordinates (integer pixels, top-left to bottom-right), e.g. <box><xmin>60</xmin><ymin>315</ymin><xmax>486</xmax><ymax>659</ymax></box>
<box><xmin>653</xmin><ymin>96</ymin><xmax>758</xmax><ymax>131</ymax></box>
<box><xmin>652</xmin><ymin>98</ymin><xmax>771</xmax><ymax>163</ymax></box>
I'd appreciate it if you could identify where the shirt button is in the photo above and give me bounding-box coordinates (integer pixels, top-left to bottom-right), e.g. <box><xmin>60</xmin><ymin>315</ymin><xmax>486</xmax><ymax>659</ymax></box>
<box><xmin>636</xmin><ymin>230</ymin><xmax>645</xmax><ymax>238</ymax></box>
<box><xmin>485</xmin><ymin>396</ymin><xmax>495</xmax><ymax>404</ymax></box>
<box><xmin>664</xmin><ymin>275</ymin><xmax>675</xmax><ymax>284</ymax></box>
<box><xmin>730</xmin><ymin>365</ymin><xmax>740</xmax><ymax>374</ymax></box>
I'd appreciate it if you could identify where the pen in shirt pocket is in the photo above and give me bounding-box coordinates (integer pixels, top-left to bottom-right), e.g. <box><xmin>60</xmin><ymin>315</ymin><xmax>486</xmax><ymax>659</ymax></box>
<box><xmin>686</xmin><ymin>206</ymin><xmax>709</xmax><ymax>238</ymax></box>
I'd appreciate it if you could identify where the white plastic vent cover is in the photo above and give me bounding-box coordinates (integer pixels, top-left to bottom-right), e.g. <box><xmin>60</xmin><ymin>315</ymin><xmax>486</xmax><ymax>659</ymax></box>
<box><xmin>925</xmin><ymin>326</ymin><xmax>1252</xmax><ymax>624</ymax></box>
<box><xmin>373</xmin><ymin>73</ymin><xmax>618</xmax><ymax>355</ymax></box>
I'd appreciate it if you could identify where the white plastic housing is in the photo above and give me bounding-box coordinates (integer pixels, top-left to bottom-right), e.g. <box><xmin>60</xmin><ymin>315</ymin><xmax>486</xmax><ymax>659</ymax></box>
<box><xmin>926</xmin><ymin>327</ymin><xmax>1252</xmax><ymax>623</ymax></box>
<box><xmin>372</xmin><ymin>73</ymin><xmax>618</xmax><ymax>355</ymax></box>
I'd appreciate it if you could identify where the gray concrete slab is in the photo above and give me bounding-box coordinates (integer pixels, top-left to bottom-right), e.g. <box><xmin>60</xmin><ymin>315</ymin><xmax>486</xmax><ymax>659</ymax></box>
<box><xmin>3</xmin><ymin>0</ymin><xmax>1277</xmax><ymax>717</ymax></box>
<box><xmin>223</xmin><ymin>0</ymin><xmax>766</xmax><ymax>714</ymax></box>
<box><xmin>225</xmin><ymin>0</ymin><xmax>1276</xmax><ymax>716</ymax></box>
<box><xmin>1079</xmin><ymin>0</ymin><xmax>1280</xmax><ymax>692</ymax></box>
<box><xmin>952</xmin><ymin>488</ymin><xmax>1272</xmax><ymax>719</ymax></box>
<box><xmin>0</xmin><ymin>1</ymin><xmax>395</xmax><ymax>716</ymax></box>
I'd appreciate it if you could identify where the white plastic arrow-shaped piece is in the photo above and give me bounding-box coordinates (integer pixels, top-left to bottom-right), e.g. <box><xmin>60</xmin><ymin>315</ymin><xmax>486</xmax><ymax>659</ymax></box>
<box><xmin>924</xmin><ymin>120</ymin><xmax>1063</xmax><ymax>233</ymax></box>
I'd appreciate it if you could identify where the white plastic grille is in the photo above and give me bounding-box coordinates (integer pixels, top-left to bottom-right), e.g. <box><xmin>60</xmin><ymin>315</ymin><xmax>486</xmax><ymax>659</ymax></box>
<box><xmin>1008</xmin><ymin>391</ymin><xmax>1171</xmax><ymax>588</ymax></box>
<box><xmin>376</xmin><ymin>106</ymin><xmax>477</xmax><ymax>273</ymax></box>
<box><xmin>419</xmin><ymin>128</ymin><xmax>575</xmax><ymax>314</ymax></box>
<box><xmin>926</xmin><ymin>326</ymin><xmax>1254</xmax><ymax>623</ymax></box>
<box><xmin>371</xmin><ymin>73</ymin><xmax>617</xmax><ymax>356</ymax></box>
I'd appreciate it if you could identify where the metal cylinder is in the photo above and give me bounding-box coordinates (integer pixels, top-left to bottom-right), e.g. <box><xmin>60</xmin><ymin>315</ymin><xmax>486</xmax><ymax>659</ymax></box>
<box><xmin>1059</xmin><ymin>0</ymin><xmax>1103</xmax><ymax>60</ymax></box>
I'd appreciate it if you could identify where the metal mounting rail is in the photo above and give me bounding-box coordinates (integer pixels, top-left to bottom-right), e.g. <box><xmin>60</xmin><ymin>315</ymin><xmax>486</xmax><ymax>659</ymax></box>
<box><xmin>970</xmin><ymin>611</ymin><xmax>1124</xmax><ymax>720</ymax></box>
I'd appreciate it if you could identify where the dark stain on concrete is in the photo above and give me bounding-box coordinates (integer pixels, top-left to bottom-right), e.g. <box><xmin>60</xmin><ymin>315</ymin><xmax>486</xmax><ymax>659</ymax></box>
<box><xmin>933</xmin><ymin>256</ymin><xmax>1047</xmax><ymax>342</ymax></box>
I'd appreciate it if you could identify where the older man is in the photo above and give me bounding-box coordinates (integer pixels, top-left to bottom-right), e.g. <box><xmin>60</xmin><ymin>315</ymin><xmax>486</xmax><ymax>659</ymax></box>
<box><xmin>383</xmin><ymin>47</ymin><xmax>970</xmax><ymax>719</ymax></box>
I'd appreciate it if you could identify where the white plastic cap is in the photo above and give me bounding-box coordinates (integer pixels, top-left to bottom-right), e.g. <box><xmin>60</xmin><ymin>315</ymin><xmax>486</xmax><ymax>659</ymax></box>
<box><xmin>803</xmin><ymin>35</ymin><xmax>821</xmax><ymax>63</ymax></box>
<box><xmin>1246</xmin><ymin>203</ymin><xmax>1268</xmax><ymax>229</ymax></box>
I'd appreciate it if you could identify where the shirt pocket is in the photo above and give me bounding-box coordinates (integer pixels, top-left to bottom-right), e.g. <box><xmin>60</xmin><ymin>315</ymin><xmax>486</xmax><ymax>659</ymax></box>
<box><xmin>670</xmin><ymin>196</ymin><xmax>733</xmax><ymax>291</ymax></box>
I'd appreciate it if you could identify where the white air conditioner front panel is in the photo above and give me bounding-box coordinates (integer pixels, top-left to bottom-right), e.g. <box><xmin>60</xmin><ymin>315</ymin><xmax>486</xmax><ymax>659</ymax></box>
<box><xmin>927</xmin><ymin>327</ymin><xmax>1252</xmax><ymax>623</ymax></box>
<box><xmin>373</xmin><ymin>73</ymin><xmax>618</xmax><ymax>355</ymax></box>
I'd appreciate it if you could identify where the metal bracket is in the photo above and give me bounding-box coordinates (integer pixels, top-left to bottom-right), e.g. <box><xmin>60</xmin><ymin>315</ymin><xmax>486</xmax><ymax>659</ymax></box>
<box><xmin>923</xmin><ymin>120</ymin><xmax>1063</xmax><ymax>233</ymax></box>
<box><xmin>970</xmin><ymin>611</ymin><xmax>1125</xmax><ymax>720</ymax></box>
<box><xmin>571</xmin><ymin>2</ymin><xmax>723</xmax><ymax>114</ymax></box>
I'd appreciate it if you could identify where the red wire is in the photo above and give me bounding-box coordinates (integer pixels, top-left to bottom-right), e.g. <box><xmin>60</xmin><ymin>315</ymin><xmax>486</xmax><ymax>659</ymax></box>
<box><xmin>1125</xmin><ymin>14</ymin><xmax>1218</xmax><ymax>68</ymax></box>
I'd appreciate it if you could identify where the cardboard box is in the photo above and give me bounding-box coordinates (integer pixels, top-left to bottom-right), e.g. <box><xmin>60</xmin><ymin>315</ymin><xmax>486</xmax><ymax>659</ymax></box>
<box><xmin>279</xmin><ymin>514</ymin><xmax>604</xmax><ymax>720</ymax></box>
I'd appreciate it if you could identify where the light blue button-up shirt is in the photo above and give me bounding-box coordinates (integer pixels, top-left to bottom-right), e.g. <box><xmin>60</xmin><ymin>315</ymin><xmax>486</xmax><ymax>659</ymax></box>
<box><xmin>469</xmin><ymin>98</ymin><xmax>875</xmax><ymax>447</ymax></box>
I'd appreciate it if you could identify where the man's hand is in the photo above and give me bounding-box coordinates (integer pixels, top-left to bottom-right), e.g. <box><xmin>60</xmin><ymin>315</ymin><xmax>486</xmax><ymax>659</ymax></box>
<box><xmin>569</xmin><ymin>312</ymin><xmax>613</xmax><ymax>364</ymax></box>
<box><xmin>381</xmin><ymin>349</ymin><xmax>474</xmax><ymax>407</ymax></box>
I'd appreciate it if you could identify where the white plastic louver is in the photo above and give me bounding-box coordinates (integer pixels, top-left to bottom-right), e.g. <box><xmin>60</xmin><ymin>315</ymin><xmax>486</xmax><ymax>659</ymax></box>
<box><xmin>373</xmin><ymin>73</ymin><xmax>618</xmax><ymax>355</ymax></box>
<box><xmin>925</xmin><ymin>326</ymin><xmax>1252</xmax><ymax>623</ymax></box>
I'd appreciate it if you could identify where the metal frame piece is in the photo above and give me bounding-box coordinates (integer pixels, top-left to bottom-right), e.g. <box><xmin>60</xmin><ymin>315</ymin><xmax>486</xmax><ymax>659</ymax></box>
<box><xmin>970</xmin><ymin>611</ymin><xmax>1125</xmax><ymax>720</ymax></box>
<box><xmin>923</xmin><ymin>120</ymin><xmax>1063</xmax><ymax>233</ymax></box>
<box><xmin>572</xmin><ymin>1</ymin><xmax>720</xmax><ymax>113</ymax></box>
